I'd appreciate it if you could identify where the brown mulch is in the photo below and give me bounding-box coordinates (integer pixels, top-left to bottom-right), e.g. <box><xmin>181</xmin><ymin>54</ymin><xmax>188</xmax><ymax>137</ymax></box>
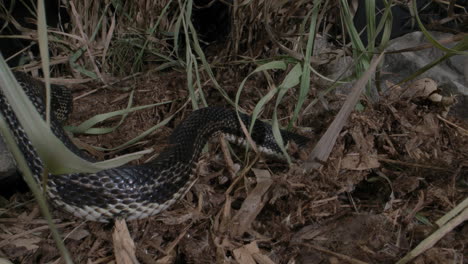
<box><xmin>0</xmin><ymin>72</ymin><xmax>467</xmax><ymax>264</ymax></box>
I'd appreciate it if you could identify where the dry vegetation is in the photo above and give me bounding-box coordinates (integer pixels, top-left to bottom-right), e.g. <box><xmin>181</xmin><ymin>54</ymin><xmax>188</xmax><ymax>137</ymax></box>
<box><xmin>0</xmin><ymin>0</ymin><xmax>467</xmax><ymax>263</ymax></box>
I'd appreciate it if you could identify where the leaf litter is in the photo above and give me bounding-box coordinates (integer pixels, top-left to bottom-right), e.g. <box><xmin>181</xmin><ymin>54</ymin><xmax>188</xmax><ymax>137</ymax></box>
<box><xmin>0</xmin><ymin>73</ymin><xmax>467</xmax><ymax>263</ymax></box>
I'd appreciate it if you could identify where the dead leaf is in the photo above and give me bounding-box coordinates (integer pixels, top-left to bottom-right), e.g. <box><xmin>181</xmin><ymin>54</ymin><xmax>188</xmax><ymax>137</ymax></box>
<box><xmin>413</xmin><ymin>114</ymin><xmax>439</xmax><ymax>137</ymax></box>
<box><xmin>233</xmin><ymin>242</ymin><xmax>275</xmax><ymax>264</ymax></box>
<box><xmin>393</xmin><ymin>176</ymin><xmax>420</xmax><ymax>195</ymax></box>
<box><xmin>341</xmin><ymin>154</ymin><xmax>380</xmax><ymax>170</ymax></box>
<box><xmin>385</xmin><ymin>80</ymin><xmax>404</xmax><ymax>101</ymax></box>
<box><xmin>233</xmin><ymin>246</ymin><xmax>256</xmax><ymax>264</ymax></box>
<box><xmin>10</xmin><ymin>237</ymin><xmax>41</xmax><ymax>251</ymax></box>
<box><xmin>350</xmin><ymin>125</ymin><xmax>375</xmax><ymax>154</ymax></box>
<box><xmin>155</xmin><ymin>250</ymin><xmax>176</xmax><ymax>264</ymax></box>
<box><xmin>66</xmin><ymin>227</ymin><xmax>90</xmax><ymax>241</ymax></box>
<box><xmin>0</xmin><ymin>258</ymin><xmax>14</xmax><ymax>264</ymax></box>
<box><xmin>245</xmin><ymin>242</ymin><xmax>276</xmax><ymax>264</ymax></box>
<box><xmin>230</xmin><ymin>169</ymin><xmax>273</xmax><ymax>237</ymax></box>
<box><xmin>402</xmin><ymin>78</ymin><xmax>438</xmax><ymax>99</ymax></box>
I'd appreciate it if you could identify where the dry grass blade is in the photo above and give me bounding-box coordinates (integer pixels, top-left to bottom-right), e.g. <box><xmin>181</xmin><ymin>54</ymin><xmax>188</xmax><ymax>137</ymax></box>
<box><xmin>229</xmin><ymin>169</ymin><xmax>273</xmax><ymax>237</ymax></box>
<box><xmin>396</xmin><ymin>203</ymin><xmax>468</xmax><ymax>264</ymax></box>
<box><xmin>113</xmin><ymin>219</ymin><xmax>139</xmax><ymax>264</ymax></box>
<box><xmin>303</xmin><ymin>52</ymin><xmax>385</xmax><ymax>171</ymax></box>
<box><xmin>69</xmin><ymin>1</ymin><xmax>105</xmax><ymax>82</ymax></box>
<box><xmin>233</xmin><ymin>242</ymin><xmax>276</xmax><ymax>264</ymax></box>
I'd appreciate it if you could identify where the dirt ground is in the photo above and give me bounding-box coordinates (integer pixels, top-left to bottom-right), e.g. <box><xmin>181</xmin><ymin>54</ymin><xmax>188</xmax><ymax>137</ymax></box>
<box><xmin>0</xmin><ymin>71</ymin><xmax>467</xmax><ymax>263</ymax></box>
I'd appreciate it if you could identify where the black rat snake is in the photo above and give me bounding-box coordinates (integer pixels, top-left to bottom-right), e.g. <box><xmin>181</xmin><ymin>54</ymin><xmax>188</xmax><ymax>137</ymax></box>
<box><xmin>0</xmin><ymin>72</ymin><xmax>310</xmax><ymax>222</ymax></box>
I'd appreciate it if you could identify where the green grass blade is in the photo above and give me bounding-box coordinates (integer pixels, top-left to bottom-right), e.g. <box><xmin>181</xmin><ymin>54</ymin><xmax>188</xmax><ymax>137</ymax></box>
<box><xmin>339</xmin><ymin>0</ymin><xmax>370</xmax><ymax>79</ymax></box>
<box><xmin>375</xmin><ymin>0</ymin><xmax>393</xmax><ymax>50</ymax></box>
<box><xmin>272</xmin><ymin>63</ymin><xmax>303</xmax><ymax>163</ymax></box>
<box><xmin>0</xmin><ymin>57</ymin><xmax>144</xmax><ymax>174</ymax></box>
<box><xmin>397</xmin><ymin>40</ymin><xmax>468</xmax><ymax>85</ymax></box>
<box><xmin>65</xmin><ymin>100</ymin><xmax>171</xmax><ymax>134</ymax></box>
<box><xmin>365</xmin><ymin>0</ymin><xmax>376</xmax><ymax>52</ymax></box>
<box><xmin>411</xmin><ymin>0</ymin><xmax>468</xmax><ymax>56</ymax></box>
<box><xmin>233</xmin><ymin>61</ymin><xmax>287</xmax><ymax>156</ymax></box>
<box><xmin>0</xmin><ymin>115</ymin><xmax>74</xmax><ymax>264</ymax></box>
<box><xmin>93</xmin><ymin>112</ymin><xmax>175</xmax><ymax>152</ymax></box>
<box><xmin>133</xmin><ymin>0</ymin><xmax>175</xmax><ymax>71</ymax></box>
<box><xmin>289</xmin><ymin>0</ymin><xmax>321</xmax><ymax>128</ymax></box>
<box><xmin>188</xmin><ymin>21</ymin><xmax>234</xmax><ymax>105</ymax></box>
<box><xmin>37</xmin><ymin>0</ymin><xmax>51</xmax><ymax>126</ymax></box>
<box><xmin>235</xmin><ymin>61</ymin><xmax>287</xmax><ymax>113</ymax></box>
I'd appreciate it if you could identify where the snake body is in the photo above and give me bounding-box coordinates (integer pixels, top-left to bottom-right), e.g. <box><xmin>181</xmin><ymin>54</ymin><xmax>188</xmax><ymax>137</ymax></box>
<box><xmin>0</xmin><ymin>73</ymin><xmax>309</xmax><ymax>222</ymax></box>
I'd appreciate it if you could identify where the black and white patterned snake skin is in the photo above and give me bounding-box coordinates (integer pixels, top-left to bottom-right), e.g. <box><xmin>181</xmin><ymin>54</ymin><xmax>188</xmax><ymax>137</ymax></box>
<box><xmin>0</xmin><ymin>72</ymin><xmax>310</xmax><ymax>222</ymax></box>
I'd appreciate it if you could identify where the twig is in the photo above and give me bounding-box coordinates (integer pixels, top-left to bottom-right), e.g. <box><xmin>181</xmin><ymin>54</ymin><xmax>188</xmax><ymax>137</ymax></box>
<box><xmin>437</xmin><ymin>114</ymin><xmax>468</xmax><ymax>135</ymax></box>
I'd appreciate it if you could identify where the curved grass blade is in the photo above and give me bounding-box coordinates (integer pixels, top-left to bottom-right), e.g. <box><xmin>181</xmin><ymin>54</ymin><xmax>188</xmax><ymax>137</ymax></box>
<box><xmin>232</xmin><ymin>61</ymin><xmax>287</xmax><ymax>156</ymax></box>
<box><xmin>272</xmin><ymin>63</ymin><xmax>303</xmax><ymax>164</ymax></box>
<box><xmin>188</xmin><ymin>22</ymin><xmax>233</xmax><ymax>105</ymax></box>
<box><xmin>0</xmin><ymin>57</ymin><xmax>144</xmax><ymax>174</ymax></box>
<box><xmin>92</xmin><ymin>111</ymin><xmax>175</xmax><ymax>152</ymax></box>
<box><xmin>65</xmin><ymin>99</ymin><xmax>172</xmax><ymax>134</ymax></box>
<box><xmin>396</xmin><ymin>37</ymin><xmax>468</xmax><ymax>85</ymax></box>
<box><xmin>235</xmin><ymin>60</ymin><xmax>287</xmax><ymax>115</ymax></box>
<box><xmin>411</xmin><ymin>0</ymin><xmax>468</xmax><ymax>56</ymax></box>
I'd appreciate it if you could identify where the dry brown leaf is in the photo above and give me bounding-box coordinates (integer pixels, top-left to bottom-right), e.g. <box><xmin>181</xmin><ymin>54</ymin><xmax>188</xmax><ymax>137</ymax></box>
<box><xmin>155</xmin><ymin>250</ymin><xmax>176</xmax><ymax>264</ymax></box>
<box><xmin>0</xmin><ymin>258</ymin><xmax>14</xmax><ymax>264</ymax></box>
<box><xmin>393</xmin><ymin>176</ymin><xmax>420</xmax><ymax>195</ymax></box>
<box><xmin>350</xmin><ymin>125</ymin><xmax>375</xmax><ymax>154</ymax></box>
<box><xmin>233</xmin><ymin>241</ymin><xmax>275</xmax><ymax>264</ymax></box>
<box><xmin>112</xmin><ymin>219</ymin><xmax>139</xmax><ymax>264</ymax></box>
<box><xmin>245</xmin><ymin>242</ymin><xmax>276</xmax><ymax>264</ymax></box>
<box><xmin>413</xmin><ymin>114</ymin><xmax>439</xmax><ymax>137</ymax></box>
<box><xmin>402</xmin><ymin>78</ymin><xmax>438</xmax><ymax>99</ymax></box>
<box><xmin>233</xmin><ymin>246</ymin><xmax>256</xmax><ymax>264</ymax></box>
<box><xmin>341</xmin><ymin>154</ymin><xmax>380</xmax><ymax>170</ymax></box>
<box><xmin>385</xmin><ymin>80</ymin><xmax>404</xmax><ymax>101</ymax></box>
<box><xmin>230</xmin><ymin>169</ymin><xmax>273</xmax><ymax>237</ymax></box>
<box><xmin>66</xmin><ymin>227</ymin><xmax>90</xmax><ymax>241</ymax></box>
<box><xmin>9</xmin><ymin>237</ymin><xmax>41</xmax><ymax>251</ymax></box>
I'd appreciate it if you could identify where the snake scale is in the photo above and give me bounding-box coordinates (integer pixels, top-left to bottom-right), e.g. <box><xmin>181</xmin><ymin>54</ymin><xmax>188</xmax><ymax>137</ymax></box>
<box><xmin>0</xmin><ymin>72</ymin><xmax>310</xmax><ymax>222</ymax></box>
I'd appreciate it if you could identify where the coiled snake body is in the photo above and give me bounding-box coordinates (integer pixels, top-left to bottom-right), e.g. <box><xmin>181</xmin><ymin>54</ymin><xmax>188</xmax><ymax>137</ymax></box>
<box><xmin>0</xmin><ymin>73</ymin><xmax>309</xmax><ymax>222</ymax></box>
